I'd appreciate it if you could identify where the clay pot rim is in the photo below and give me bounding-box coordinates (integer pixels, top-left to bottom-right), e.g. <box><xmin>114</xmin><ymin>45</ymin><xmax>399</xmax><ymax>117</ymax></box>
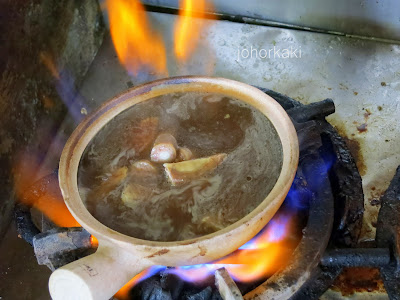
<box><xmin>58</xmin><ymin>76</ymin><xmax>298</xmax><ymax>261</ymax></box>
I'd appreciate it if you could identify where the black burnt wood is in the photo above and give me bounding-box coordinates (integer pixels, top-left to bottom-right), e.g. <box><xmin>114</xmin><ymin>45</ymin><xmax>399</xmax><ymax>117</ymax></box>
<box><xmin>33</xmin><ymin>227</ymin><xmax>93</xmax><ymax>271</ymax></box>
<box><xmin>14</xmin><ymin>202</ymin><xmax>40</xmax><ymax>245</ymax></box>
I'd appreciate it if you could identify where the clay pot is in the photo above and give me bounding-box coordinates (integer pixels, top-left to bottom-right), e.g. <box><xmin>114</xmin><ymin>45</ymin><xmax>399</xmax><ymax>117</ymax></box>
<box><xmin>49</xmin><ymin>76</ymin><xmax>299</xmax><ymax>300</ymax></box>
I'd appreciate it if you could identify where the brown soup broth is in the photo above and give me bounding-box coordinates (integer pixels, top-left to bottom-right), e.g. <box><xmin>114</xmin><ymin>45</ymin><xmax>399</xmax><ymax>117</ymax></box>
<box><xmin>78</xmin><ymin>92</ymin><xmax>283</xmax><ymax>241</ymax></box>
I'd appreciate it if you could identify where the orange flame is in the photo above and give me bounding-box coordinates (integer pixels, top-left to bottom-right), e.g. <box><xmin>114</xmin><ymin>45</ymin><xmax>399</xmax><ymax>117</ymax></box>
<box><xmin>13</xmin><ymin>152</ymin><xmax>80</xmax><ymax>227</ymax></box>
<box><xmin>174</xmin><ymin>0</ymin><xmax>214</xmax><ymax>62</ymax></box>
<box><xmin>105</xmin><ymin>0</ymin><xmax>167</xmax><ymax>75</ymax></box>
<box><xmin>113</xmin><ymin>215</ymin><xmax>296</xmax><ymax>299</ymax></box>
<box><xmin>169</xmin><ymin>215</ymin><xmax>295</xmax><ymax>283</ymax></box>
<box><xmin>90</xmin><ymin>235</ymin><xmax>99</xmax><ymax>248</ymax></box>
<box><xmin>105</xmin><ymin>0</ymin><xmax>215</xmax><ymax>75</ymax></box>
<box><xmin>217</xmin><ymin>231</ymin><xmax>293</xmax><ymax>282</ymax></box>
<box><xmin>40</xmin><ymin>52</ymin><xmax>60</xmax><ymax>80</ymax></box>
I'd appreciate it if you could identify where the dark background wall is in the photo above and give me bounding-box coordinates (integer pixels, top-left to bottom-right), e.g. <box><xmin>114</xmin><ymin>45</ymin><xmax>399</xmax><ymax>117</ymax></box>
<box><xmin>0</xmin><ymin>0</ymin><xmax>105</xmax><ymax>240</ymax></box>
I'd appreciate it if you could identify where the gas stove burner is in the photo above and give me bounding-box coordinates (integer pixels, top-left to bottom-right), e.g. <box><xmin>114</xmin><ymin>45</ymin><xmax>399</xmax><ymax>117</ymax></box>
<box><xmin>14</xmin><ymin>88</ymin><xmax>400</xmax><ymax>299</ymax></box>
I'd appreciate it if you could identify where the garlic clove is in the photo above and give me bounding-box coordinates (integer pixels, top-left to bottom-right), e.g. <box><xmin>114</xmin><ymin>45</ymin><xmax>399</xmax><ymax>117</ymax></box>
<box><xmin>175</xmin><ymin>147</ymin><xmax>194</xmax><ymax>162</ymax></box>
<box><xmin>150</xmin><ymin>133</ymin><xmax>178</xmax><ymax>163</ymax></box>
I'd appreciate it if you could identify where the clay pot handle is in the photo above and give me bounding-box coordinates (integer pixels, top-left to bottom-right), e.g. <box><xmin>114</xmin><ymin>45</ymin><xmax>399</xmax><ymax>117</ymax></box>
<box><xmin>49</xmin><ymin>247</ymin><xmax>150</xmax><ymax>300</ymax></box>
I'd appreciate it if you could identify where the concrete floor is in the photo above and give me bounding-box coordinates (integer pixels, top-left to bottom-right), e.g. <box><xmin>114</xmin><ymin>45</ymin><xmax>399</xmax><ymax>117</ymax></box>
<box><xmin>0</xmin><ymin>222</ymin><xmax>51</xmax><ymax>300</ymax></box>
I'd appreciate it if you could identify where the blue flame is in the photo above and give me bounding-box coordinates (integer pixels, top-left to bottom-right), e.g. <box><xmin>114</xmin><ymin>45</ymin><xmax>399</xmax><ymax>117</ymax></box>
<box><xmin>285</xmin><ymin>187</ymin><xmax>306</xmax><ymax>210</ymax></box>
<box><xmin>141</xmin><ymin>265</ymin><xmax>167</xmax><ymax>281</ymax></box>
<box><xmin>266</xmin><ymin>215</ymin><xmax>291</xmax><ymax>243</ymax></box>
<box><xmin>55</xmin><ymin>69</ymin><xmax>88</xmax><ymax>123</ymax></box>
